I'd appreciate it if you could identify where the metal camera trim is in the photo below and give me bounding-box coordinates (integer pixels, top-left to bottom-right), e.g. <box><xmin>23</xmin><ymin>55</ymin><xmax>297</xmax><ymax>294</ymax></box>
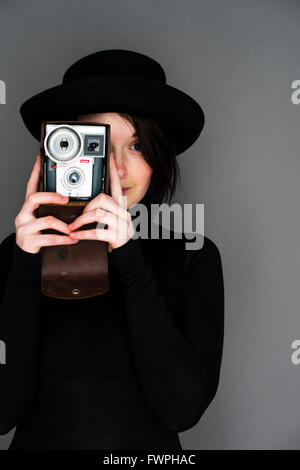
<box><xmin>44</xmin><ymin>124</ymin><xmax>84</xmax><ymax>164</ymax></box>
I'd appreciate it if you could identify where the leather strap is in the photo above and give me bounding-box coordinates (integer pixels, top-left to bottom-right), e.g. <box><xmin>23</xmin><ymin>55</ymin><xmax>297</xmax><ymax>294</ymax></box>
<box><xmin>36</xmin><ymin>202</ymin><xmax>110</xmax><ymax>299</ymax></box>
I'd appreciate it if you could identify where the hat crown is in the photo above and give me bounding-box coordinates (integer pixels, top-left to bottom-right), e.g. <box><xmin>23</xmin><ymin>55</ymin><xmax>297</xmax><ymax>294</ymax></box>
<box><xmin>62</xmin><ymin>49</ymin><xmax>167</xmax><ymax>85</ymax></box>
<box><xmin>20</xmin><ymin>48</ymin><xmax>205</xmax><ymax>155</ymax></box>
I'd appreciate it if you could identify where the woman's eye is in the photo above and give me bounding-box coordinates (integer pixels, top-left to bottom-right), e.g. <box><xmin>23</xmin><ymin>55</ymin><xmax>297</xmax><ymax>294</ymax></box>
<box><xmin>130</xmin><ymin>141</ymin><xmax>141</xmax><ymax>152</ymax></box>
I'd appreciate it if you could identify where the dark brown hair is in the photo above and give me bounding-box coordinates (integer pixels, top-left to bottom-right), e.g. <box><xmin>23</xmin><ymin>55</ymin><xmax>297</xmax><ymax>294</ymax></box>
<box><xmin>118</xmin><ymin>112</ymin><xmax>180</xmax><ymax>205</ymax></box>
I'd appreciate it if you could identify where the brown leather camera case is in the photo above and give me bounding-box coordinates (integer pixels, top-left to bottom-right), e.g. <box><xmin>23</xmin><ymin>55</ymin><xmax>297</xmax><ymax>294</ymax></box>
<box><xmin>36</xmin><ymin>121</ymin><xmax>111</xmax><ymax>300</ymax></box>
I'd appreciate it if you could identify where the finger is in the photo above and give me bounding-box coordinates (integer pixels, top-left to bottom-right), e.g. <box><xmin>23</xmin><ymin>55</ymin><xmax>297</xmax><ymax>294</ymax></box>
<box><xmin>69</xmin><ymin>228</ymin><xmax>112</xmax><ymax>242</ymax></box>
<box><xmin>22</xmin><ymin>192</ymin><xmax>69</xmax><ymax>216</ymax></box>
<box><xmin>26</xmin><ymin>155</ymin><xmax>42</xmax><ymax>199</ymax></box>
<box><xmin>32</xmin><ymin>234</ymin><xmax>79</xmax><ymax>247</ymax></box>
<box><xmin>69</xmin><ymin>208</ymin><xmax>122</xmax><ymax>232</ymax></box>
<box><xmin>81</xmin><ymin>193</ymin><xmax>129</xmax><ymax>222</ymax></box>
<box><xmin>19</xmin><ymin>215</ymin><xmax>71</xmax><ymax>236</ymax></box>
<box><xmin>109</xmin><ymin>152</ymin><xmax>126</xmax><ymax>208</ymax></box>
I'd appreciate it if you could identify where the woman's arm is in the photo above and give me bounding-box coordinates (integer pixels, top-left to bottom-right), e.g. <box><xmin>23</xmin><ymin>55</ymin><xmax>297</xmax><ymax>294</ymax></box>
<box><xmin>0</xmin><ymin>233</ymin><xmax>42</xmax><ymax>435</ymax></box>
<box><xmin>108</xmin><ymin>235</ymin><xmax>224</xmax><ymax>433</ymax></box>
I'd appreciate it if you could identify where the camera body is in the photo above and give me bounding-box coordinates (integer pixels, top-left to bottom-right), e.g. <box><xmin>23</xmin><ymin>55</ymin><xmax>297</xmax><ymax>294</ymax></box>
<box><xmin>40</xmin><ymin>121</ymin><xmax>110</xmax><ymax>200</ymax></box>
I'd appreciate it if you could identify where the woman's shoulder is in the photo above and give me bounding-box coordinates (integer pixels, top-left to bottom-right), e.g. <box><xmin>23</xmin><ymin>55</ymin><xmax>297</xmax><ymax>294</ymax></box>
<box><xmin>0</xmin><ymin>231</ymin><xmax>16</xmax><ymax>255</ymax></box>
<box><xmin>141</xmin><ymin>226</ymin><xmax>223</xmax><ymax>276</ymax></box>
<box><xmin>182</xmin><ymin>231</ymin><xmax>222</xmax><ymax>262</ymax></box>
<box><xmin>0</xmin><ymin>232</ymin><xmax>17</xmax><ymax>274</ymax></box>
<box><xmin>0</xmin><ymin>231</ymin><xmax>16</xmax><ymax>245</ymax></box>
<box><xmin>148</xmin><ymin>227</ymin><xmax>222</xmax><ymax>259</ymax></box>
<box><xmin>170</xmin><ymin>230</ymin><xmax>223</xmax><ymax>273</ymax></box>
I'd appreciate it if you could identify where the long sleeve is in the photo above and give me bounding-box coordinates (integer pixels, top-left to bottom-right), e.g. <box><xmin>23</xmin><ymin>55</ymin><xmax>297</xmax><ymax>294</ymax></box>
<box><xmin>108</xmin><ymin>236</ymin><xmax>224</xmax><ymax>433</ymax></box>
<box><xmin>0</xmin><ymin>234</ymin><xmax>43</xmax><ymax>435</ymax></box>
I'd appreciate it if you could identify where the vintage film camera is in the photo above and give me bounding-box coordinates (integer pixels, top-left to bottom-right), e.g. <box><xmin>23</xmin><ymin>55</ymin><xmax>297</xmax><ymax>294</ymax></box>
<box><xmin>37</xmin><ymin>121</ymin><xmax>111</xmax><ymax>300</ymax></box>
<box><xmin>40</xmin><ymin>121</ymin><xmax>110</xmax><ymax>199</ymax></box>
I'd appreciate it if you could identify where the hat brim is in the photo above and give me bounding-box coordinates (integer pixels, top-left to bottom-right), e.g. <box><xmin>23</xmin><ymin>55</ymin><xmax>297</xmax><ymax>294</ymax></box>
<box><xmin>20</xmin><ymin>76</ymin><xmax>205</xmax><ymax>156</ymax></box>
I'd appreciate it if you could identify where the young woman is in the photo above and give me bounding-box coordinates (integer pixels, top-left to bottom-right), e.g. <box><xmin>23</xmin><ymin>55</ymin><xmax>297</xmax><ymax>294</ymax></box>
<box><xmin>0</xmin><ymin>50</ymin><xmax>224</xmax><ymax>450</ymax></box>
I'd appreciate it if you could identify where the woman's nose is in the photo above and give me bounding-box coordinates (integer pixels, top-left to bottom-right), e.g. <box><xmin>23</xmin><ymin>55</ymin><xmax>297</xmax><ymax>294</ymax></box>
<box><xmin>111</xmin><ymin>151</ymin><xmax>126</xmax><ymax>178</ymax></box>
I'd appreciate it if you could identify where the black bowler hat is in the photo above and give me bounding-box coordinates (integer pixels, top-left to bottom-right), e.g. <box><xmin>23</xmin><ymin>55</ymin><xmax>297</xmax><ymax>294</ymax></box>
<box><xmin>20</xmin><ymin>49</ymin><xmax>205</xmax><ymax>156</ymax></box>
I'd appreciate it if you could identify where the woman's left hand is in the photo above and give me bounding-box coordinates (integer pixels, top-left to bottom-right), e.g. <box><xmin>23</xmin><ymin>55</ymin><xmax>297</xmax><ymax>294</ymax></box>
<box><xmin>68</xmin><ymin>152</ymin><xmax>135</xmax><ymax>252</ymax></box>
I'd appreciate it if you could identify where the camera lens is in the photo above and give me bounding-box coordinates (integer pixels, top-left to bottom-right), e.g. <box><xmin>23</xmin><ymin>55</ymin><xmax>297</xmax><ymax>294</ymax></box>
<box><xmin>63</xmin><ymin>167</ymin><xmax>85</xmax><ymax>189</ymax></box>
<box><xmin>60</xmin><ymin>138</ymin><xmax>69</xmax><ymax>150</ymax></box>
<box><xmin>68</xmin><ymin>171</ymin><xmax>81</xmax><ymax>185</ymax></box>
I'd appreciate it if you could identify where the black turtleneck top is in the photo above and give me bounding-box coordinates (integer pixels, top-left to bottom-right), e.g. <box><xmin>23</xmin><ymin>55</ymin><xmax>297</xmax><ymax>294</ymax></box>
<box><xmin>0</xmin><ymin>217</ymin><xmax>224</xmax><ymax>450</ymax></box>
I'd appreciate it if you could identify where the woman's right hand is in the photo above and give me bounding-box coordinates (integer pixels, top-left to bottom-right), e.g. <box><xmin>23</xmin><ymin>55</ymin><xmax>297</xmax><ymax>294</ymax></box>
<box><xmin>14</xmin><ymin>154</ymin><xmax>79</xmax><ymax>254</ymax></box>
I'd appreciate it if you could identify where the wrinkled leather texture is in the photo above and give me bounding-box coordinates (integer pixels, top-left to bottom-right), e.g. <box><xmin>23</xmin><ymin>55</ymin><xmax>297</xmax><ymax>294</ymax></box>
<box><xmin>37</xmin><ymin>203</ymin><xmax>109</xmax><ymax>299</ymax></box>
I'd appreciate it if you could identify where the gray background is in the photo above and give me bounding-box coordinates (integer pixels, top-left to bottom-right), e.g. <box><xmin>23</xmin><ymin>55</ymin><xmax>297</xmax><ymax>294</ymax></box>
<box><xmin>0</xmin><ymin>0</ymin><xmax>299</xmax><ymax>450</ymax></box>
